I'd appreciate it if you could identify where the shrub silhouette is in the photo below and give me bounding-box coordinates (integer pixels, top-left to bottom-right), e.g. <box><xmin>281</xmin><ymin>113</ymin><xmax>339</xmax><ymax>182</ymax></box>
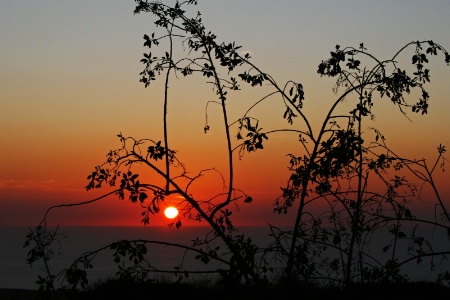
<box><xmin>25</xmin><ymin>0</ymin><xmax>450</xmax><ymax>292</ymax></box>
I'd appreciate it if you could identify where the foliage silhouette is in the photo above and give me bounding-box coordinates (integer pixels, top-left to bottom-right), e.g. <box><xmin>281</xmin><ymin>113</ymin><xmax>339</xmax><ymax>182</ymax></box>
<box><xmin>25</xmin><ymin>0</ymin><xmax>450</xmax><ymax>293</ymax></box>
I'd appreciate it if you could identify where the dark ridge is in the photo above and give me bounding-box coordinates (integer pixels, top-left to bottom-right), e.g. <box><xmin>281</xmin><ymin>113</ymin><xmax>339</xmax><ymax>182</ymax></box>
<box><xmin>2</xmin><ymin>280</ymin><xmax>449</xmax><ymax>300</ymax></box>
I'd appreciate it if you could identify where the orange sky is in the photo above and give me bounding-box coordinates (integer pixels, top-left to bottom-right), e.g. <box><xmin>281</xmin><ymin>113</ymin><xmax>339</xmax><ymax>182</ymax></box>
<box><xmin>1</xmin><ymin>1</ymin><xmax>449</xmax><ymax>227</ymax></box>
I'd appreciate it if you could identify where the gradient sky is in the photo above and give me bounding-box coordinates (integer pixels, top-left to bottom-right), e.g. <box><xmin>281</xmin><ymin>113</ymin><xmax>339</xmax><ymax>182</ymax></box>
<box><xmin>1</xmin><ymin>0</ymin><xmax>449</xmax><ymax>227</ymax></box>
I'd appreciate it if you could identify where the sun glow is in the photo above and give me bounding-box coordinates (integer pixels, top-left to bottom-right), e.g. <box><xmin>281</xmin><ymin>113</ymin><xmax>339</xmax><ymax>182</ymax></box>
<box><xmin>164</xmin><ymin>206</ymin><xmax>179</xmax><ymax>219</ymax></box>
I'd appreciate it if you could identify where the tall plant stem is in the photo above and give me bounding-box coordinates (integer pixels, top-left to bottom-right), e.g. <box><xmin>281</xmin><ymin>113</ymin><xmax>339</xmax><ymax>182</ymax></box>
<box><xmin>163</xmin><ymin>22</ymin><xmax>175</xmax><ymax>192</ymax></box>
<box><xmin>345</xmin><ymin>93</ymin><xmax>365</xmax><ymax>286</ymax></box>
<box><xmin>204</xmin><ymin>46</ymin><xmax>234</xmax><ymax>215</ymax></box>
<box><xmin>284</xmin><ymin>81</ymin><xmax>379</xmax><ymax>280</ymax></box>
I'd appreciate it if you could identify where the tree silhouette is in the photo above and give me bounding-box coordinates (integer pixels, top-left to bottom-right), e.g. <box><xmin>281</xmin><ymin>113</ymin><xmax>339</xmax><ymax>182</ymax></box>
<box><xmin>25</xmin><ymin>0</ymin><xmax>450</xmax><ymax>292</ymax></box>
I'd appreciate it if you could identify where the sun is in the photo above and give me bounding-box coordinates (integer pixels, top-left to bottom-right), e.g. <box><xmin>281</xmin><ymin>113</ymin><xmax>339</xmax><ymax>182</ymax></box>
<box><xmin>164</xmin><ymin>206</ymin><xmax>179</xmax><ymax>219</ymax></box>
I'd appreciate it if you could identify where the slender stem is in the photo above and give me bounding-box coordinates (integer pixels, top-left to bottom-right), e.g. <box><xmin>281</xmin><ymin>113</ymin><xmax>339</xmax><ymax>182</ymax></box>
<box><xmin>345</xmin><ymin>91</ymin><xmax>365</xmax><ymax>285</ymax></box>
<box><xmin>203</xmin><ymin>45</ymin><xmax>235</xmax><ymax>217</ymax></box>
<box><xmin>240</xmin><ymin>58</ymin><xmax>315</xmax><ymax>142</ymax></box>
<box><xmin>285</xmin><ymin>80</ymin><xmax>381</xmax><ymax>279</ymax></box>
<box><xmin>163</xmin><ymin>21</ymin><xmax>175</xmax><ymax>192</ymax></box>
<box><xmin>425</xmin><ymin>163</ymin><xmax>450</xmax><ymax>223</ymax></box>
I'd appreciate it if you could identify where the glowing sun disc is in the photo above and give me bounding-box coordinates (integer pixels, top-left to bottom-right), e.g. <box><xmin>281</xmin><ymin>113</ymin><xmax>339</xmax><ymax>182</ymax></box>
<box><xmin>164</xmin><ymin>206</ymin><xmax>178</xmax><ymax>219</ymax></box>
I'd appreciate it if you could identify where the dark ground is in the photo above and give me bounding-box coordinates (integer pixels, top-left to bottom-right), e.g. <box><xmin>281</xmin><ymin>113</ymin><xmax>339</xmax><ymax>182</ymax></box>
<box><xmin>1</xmin><ymin>281</ymin><xmax>449</xmax><ymax>300</ymax></box>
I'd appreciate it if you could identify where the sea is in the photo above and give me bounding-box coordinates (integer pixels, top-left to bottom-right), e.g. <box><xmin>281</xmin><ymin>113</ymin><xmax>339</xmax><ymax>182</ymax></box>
<box><xmin>1</xmin><ymin>226</ymin><xmax>449</xmax><ymax>290</ymax></box>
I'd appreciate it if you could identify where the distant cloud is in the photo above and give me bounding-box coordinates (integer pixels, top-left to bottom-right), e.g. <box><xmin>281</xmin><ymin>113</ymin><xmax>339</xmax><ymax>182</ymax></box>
<box><xmin>0</xmin><ymin>178</ymin><xmax>66</xmax><ymax>190</ymax></box>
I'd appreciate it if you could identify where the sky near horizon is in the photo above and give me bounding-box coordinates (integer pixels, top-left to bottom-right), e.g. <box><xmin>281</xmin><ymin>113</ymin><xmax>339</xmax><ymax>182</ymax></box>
<box><xmin>1</xmin><ymin>0</ymin><xmax>450</xmax><ymax>227</ymax></box>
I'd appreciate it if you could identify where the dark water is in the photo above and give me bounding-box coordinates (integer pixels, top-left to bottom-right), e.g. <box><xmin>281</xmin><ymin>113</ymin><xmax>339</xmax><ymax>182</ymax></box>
<box><xmin>1</xmin><ymin>226</ymin><xmax>449</xmax><ymax>289</ymax></box>
<box><xmin>0</xmin><ymin>226</ymin><xmax>274</xmax><ymax>289</ymax></box>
